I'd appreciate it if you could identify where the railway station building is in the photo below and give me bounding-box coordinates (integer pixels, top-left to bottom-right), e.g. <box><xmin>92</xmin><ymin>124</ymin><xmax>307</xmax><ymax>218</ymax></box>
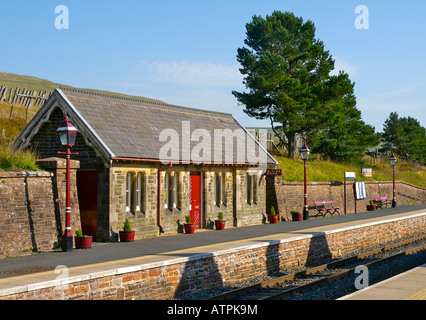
<box><xmin>13</xmin><ymin>88</ymin><xmax>277</xmax><ymax>242</ymax></box>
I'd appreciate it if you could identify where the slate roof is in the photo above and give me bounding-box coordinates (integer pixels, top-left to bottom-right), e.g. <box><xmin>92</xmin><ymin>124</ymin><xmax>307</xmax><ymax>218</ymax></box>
<box><xmin>15</xmin><ymin>87</ymin><xmax>277</xmax><ymax>166</ymax></box>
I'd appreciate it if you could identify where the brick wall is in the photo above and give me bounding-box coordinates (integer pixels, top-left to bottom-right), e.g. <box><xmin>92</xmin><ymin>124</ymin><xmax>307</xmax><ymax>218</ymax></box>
<box><xmin>267</xmin><ymin>176</ymin><xmax>426</xmax><ymax>220</ymax></box>
<box><xmin>1</xmin><ymin>211</ymin><xmax>424</xmax><ymax>300</ymax></box>
<box><xmin>0</xmin><ymin>158</ymin><xmax>80</xmax><ymax>258</ymax></box>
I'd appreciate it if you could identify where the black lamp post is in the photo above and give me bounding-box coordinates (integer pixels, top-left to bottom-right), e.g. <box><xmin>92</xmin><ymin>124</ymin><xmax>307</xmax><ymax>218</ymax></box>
<box><xmin>390</xmin><ymin>152</ymin><xmax>397</xmax><ymax>208</ymax></box>
<box><xmin>299</xmin><ymin>140</ymin><xmax>310</xmax><ymax>220</ymax></box>
<box><xmin>57</xmin><ymin>112</ymin><xmax>78</xmax><ymax>252</ymax></box>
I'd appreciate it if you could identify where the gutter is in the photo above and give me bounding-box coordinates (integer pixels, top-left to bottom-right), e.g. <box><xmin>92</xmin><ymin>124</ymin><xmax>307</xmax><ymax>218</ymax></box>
<box><xmin>111</xmin><ymin>157</ymin><xmax>268</xmax><ymax>166</ymax></box>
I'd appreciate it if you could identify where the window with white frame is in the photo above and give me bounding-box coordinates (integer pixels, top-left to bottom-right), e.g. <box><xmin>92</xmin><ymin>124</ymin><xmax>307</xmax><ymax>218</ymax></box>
<box><xmin>164</xmin><ymin>172</ymin><xmax>177</xmax><ymax>210</ymax></box>
<box><xmin>135</xmin><ymin>172</ymin><xmax>145</xmax><ymax>213</ymax></box>
<box><xmin>215</xmin><ymin>172</ymin><xmax>226</xmax><ymax>207</ymax></box>
<box><xmin>246</xmin><ymin>173</ymin><xmax>257</xmax><ymax>205</ymax></box>
<box><xmin>126</xmin><ymin>172</ymin><xmax>134</xmax><ymax>212</ymax></box>
<box><xmin>174</xmin><ymin>172</ymin><xmax>180</xmax><ymax>209</ymax></box>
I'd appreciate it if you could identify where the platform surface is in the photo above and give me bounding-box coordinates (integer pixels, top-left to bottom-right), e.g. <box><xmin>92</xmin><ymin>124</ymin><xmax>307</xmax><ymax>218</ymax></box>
<box><xmin>0</xmin><ymin>205</ymin><xmax>425</xmax><ymax>299</ymax></box>
<box><xmin>339</xmin><ymin>263</ymin><xmax>426</xmax><ymax>300</ymax></box>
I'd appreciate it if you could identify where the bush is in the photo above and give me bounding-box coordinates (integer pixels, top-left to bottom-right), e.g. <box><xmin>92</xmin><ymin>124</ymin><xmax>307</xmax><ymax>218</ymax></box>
<box><xmin>123</xmin><ymin>218</ymin><xmax>132</xmax><ymax>231</ymax></box>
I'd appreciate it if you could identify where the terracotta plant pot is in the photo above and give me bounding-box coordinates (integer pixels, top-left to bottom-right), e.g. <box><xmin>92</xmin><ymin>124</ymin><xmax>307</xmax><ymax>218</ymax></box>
<box><xmin>184</xmin><ymin>223</ymin><xmax>196</xmax><ymax>234</ymax></box>
<box><xmin>119</xmin><ymin>230</ymin><xmax>135</xmax><ymax>242</ymax></box>
<box><xmin>215</xmin><ymin>220</ymin><xmax>226</xmax><ymax>230</ymax></box>
<box><xmin>74</xmin><ymin>236</ymin><xmax>92</xmax><ymax>249</ymax></box>
<box><xmin>367</xmin><ymin>205</ymin><xmax>376</xmax><ymax>211</ymax></box>
<box><xmin>292</xmin><ymin>213</ymin><xmax>303</xmax><ymax>221</ymax></box>
<box><xmin>268</xmin><ymin>214</ymin><xmax>279</xmax><ymax>224</ymax></box>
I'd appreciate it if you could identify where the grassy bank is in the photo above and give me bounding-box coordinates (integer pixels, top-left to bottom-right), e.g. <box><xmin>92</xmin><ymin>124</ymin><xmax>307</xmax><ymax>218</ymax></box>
<box><xmin>0</xmin><ymin>117</ymin><xmax>38</xmax><ymax>171</ymax></box>
<box><xmin>0</xmin><ymin>145</ymin><xmax>38</xmax><ymax>171</ymax></box>
<box><xmin>276</xmin><ymin>156</ymin><xmax>426</xmax><ymax>187</ymax></box>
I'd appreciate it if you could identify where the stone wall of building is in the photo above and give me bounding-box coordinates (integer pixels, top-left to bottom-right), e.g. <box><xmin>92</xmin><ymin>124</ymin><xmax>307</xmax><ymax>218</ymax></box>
<box><xmin>0</xmin><ymin>158</ymin><xmax>80</xmax><ymax>258</ymax></box>
<box><xmin>108</xmin><ymin>163</ymin><xmax>266</xmax><ymax>240</ymax></box>
<box><xmin>267</xmin><ymin>176</ymin><xmax>426</xmax><ymax>221</ymax></box>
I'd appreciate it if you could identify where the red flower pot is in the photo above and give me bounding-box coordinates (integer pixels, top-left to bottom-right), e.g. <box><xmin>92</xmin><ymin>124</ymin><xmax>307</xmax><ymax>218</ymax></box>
<box><xmin>74</xmin><ymin>236</ymin><xmax>92</xmax><ymax>249</ymax></box>
<box><xmin>268</xmin><ymin>214</ymin><xmax>279</xmax><ymax>224</ymax></box>
<box><xmin>215</xmin><ymin>220</ymin><xmax>226</xmax><ymax>230</ymax></box>
<box><xmin>119</xmin><ymin>230</ymin><xmax>135</xmax><ymax>242</ymax></box>
<box><xmin>184</xmin><ymin>223</ymin><xmax>196</xmax><ymax>234</ymax></box>
<box><xmin>292</xmin><ymin>213</ymin><xmax>303</xmax><ymax>221</ymax></box>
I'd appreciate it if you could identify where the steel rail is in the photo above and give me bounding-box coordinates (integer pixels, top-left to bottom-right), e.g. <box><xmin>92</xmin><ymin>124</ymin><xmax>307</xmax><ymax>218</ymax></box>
<box><xmin>205</xmin><ymin>233</ymin><xmax>426</xmax><ymax>300</ymax></box>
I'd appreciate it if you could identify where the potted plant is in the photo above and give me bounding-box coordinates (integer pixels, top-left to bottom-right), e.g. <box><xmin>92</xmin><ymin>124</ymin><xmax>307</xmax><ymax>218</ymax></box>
<box><xmin>268</xmin><ymin>206</ymin><xmax>279</xmax><ymax>224</ymax></box>
<box><xmin>184</xmin><ymin>215</ymin><xmax>196</xmax><ymax>234</ymax></box>
<box><xmin>367</xmin><ymin>200</ymin><xmax>376</xmax><ymax>211</ymax></box>
<box><xmin>119</xmin><ymin>218</ymin><xmax>136</xmax><ymax>242</ymax></box>
<box><xmin>215</xmin><ymin>212</ymin><xmax>226</xmax><ymax>230</ymax></box>
<box><xmin>74</xmin><ymin>229</ymin><xmax>92</xmax><ymax>249</ymax></box>
<box><xmin>291</xmin><ymin>210</ymin><xmax>303</xmax><ymax>221</ymax></box>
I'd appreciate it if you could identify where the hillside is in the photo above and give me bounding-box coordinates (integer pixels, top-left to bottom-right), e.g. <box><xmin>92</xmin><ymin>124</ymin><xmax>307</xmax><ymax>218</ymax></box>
<box><xmin>0</xmin><ymin>71</ymin><xmax>165</xmax><ymax>103</ymax></box>
<box><xmin>275</xmin><ymin>155</ymin><xmax>426</xmax><ymax>188</ymax></box>
<box><xmin>0</xmin><ymin>72</ymin><xmax>167</xmax><ymax>120</ymax></box>
<box><xmin>0</xmin><ymin>71</ymin><xmax>167</xmax><ymax>171</ymax></box>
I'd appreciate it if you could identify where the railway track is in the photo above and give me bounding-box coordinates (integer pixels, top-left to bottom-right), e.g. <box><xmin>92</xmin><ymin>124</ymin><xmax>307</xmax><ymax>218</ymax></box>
<box><xmin>205</xmin><ymin>234</ymin><xmax>426</xmax><ymax>300</ymax></box>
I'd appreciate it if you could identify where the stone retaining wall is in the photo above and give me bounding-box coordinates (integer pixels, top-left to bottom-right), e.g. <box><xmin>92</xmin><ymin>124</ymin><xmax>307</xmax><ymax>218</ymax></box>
<box><xmin>267</xmin><ymin>177</ymin><xmax>426</xmax><ymax>221</ymax></box>
<box><xmin>0</xmin><ymin>158</ymin><xmax>80</xmax><ymax>258</ymax></box>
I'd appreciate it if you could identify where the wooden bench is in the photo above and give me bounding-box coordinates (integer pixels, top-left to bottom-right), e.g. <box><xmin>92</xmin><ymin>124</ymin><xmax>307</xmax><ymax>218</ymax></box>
<box><xmin>374</xmin><ymin>196</ymin><xmax>392</xmax><ymax>209</ymax></box>
<box><xmin>314</xmin><ymin>201</ymin><xmax>340</xmax><ymax>218</ymax></box>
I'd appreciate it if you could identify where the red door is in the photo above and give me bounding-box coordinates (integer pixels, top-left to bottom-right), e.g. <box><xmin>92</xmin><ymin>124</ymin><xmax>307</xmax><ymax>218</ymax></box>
<box><xmin>189</xmin><ymin>172</ymin><xmax>202</xmax><ymax>229</ymax></box>
<box><xmin>77</xmin><ymin>171</ymin><xmax>97</xmax><ymax>240</ymax></box>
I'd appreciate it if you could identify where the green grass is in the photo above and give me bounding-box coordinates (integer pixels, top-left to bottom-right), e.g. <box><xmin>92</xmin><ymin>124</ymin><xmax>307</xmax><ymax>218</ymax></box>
<box><xmin>0</xmin><ymin>117</ymin><xmax>38</xmax><ymax>171</ymax></box>
<box><xmin>275</xmin><ymin>156</ymin><xmax>426</xmax><ymax>187</ymax></box>
<box><xmin>0</xmin><ymin>145</ymin><xmax>38</xmax><ymax>171</ymax></box>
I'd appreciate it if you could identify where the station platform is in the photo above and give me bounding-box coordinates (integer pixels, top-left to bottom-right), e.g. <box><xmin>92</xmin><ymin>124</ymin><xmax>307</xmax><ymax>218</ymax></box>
<box><xmin>0</xmin><ymin>205</ymin><xmax>425</xmax><ymax>300</ymax></box>
<box><xmin>339</xmin><ymin>263</ymin><xmax>426</xmax><ymax>300</ymax></box>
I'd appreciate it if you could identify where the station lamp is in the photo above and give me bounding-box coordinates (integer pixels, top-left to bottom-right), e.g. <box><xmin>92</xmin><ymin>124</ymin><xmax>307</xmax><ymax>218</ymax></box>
<box><xmin>299</xmin><ymin>140</ymin><xmax>310</xmax><ymax>220</ymax></box>
<box><xmin>390</xmin><ymin>152</ymin><xmax>397</xmax><ymax>208</ymax></box>
<box><xmin>57</xmin><ymin>112</ymin><xmax>79</xmax><ymax>252</ymax></box>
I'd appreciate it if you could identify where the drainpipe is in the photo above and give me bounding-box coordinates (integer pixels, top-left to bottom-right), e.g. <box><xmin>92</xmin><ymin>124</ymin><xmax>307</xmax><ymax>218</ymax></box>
<box><xmin>157</xmin><ymin>162</ymin><xmax>173</xmax><ymax>233</ymax></box>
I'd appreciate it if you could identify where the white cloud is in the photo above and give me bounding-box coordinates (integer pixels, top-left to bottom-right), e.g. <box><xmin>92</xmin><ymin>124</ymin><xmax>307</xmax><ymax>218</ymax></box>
<box><xmin>136</xmin><ymin>59</ymin><xmax>243</xmax><ymax>87</ymax></box>
<box><xmin>331</xmin><ymin>56</ymin><xmax>358</xmax><ymax>76</ymax></box>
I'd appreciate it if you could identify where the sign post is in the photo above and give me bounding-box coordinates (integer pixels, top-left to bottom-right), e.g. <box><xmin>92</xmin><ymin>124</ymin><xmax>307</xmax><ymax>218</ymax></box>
<box><xmin>344</xmin><ymin>172</ymin><xmax>356</xmax><ymax>214</ymax></box>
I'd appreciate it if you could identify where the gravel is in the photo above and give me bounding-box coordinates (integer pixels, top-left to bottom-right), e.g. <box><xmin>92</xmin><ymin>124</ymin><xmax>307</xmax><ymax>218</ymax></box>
<box><xmin>173</xmin><ymin>233</ymin><xmax>426</xmax><ymax>300</ymax></box>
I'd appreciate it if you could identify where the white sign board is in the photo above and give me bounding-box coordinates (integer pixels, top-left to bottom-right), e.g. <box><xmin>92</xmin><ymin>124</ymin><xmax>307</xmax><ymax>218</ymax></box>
<box><xmin>362</xmin><ymin>168</ymin><xmax>373</xmax><ymax>177</ymax></box>
<box><xmin>345</xmin><ymin>172</ymin><xmax>356</xmax><ymax>179</ymax></box>
<box><xmin>355</xmin><ymin>181</ymin><xmax>367</xmax><ymax>200</ymax></box>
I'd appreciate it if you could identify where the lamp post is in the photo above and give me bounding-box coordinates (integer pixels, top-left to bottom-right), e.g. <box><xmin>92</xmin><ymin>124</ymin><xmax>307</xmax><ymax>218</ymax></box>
<box><xmin>57</xmin><ymin>112</ymin><xmax>78</xmax><ymax>252</ymax></box>
<box><xmin>299</xmin><ymin>140</ymin><xmax>310</xmax><ymax>220</ymax></box>
<box><xmin>390</xmin><ymin>152</ymin><xmax>397</xmax><ymax>208</ymax></box>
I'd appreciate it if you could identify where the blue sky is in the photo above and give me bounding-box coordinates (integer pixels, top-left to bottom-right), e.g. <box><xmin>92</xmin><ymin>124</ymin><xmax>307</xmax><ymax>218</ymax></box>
<box><xmin>1</xmin><ymin>0</ymin><xmax>425</xmax><ymax>132</ymax></box>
